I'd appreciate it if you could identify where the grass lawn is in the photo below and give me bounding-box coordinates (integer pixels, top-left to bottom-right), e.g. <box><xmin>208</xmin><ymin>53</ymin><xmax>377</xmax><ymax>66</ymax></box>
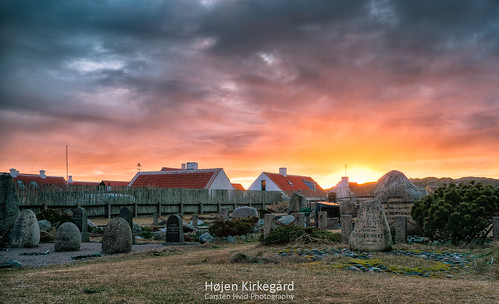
<box><xmin>1</xmin><ymin>241</ymin><xmax>499</xmax><ymax>303</ymax></box>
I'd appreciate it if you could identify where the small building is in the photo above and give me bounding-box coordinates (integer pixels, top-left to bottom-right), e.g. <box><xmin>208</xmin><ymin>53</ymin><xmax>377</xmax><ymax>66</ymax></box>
<box><xmin>10</xmin><ymin>168</ymin><xmax>66</xmax><ymax>188</ymax></box>
<box><xmin>247</xmin><ymin>167</ymin><xmax>324</xmax><ymax>198</ymax></box>
<box><xmin>128</xmin><ymin>162</ymin><xmax>235</xmax><ymax>190</ymax></box>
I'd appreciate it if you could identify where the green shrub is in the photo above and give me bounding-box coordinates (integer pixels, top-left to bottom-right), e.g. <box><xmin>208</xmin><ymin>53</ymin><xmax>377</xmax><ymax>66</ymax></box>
<box><xmin>209</xmin><ymin>216</ymin><xmax>259</xmax><ymax>237</ymax></box>
<box><xmin>410</xmin><ymin>182</ymin><xmax>499</xmax><ymax>245</ymax></box>
<box><xmin>261</xmin><ymin>226</ymin><xmax>341</xmax><ymax>246</ymax></box>
<box><xmin>140</xmin><ymin>227</ymin><xmax>153</xmax><ymax>239</ymax></box>
<box><xmin>36</xmin><ymin>208</ymin><xmax>72</xmax><ymax>229</ymax></box>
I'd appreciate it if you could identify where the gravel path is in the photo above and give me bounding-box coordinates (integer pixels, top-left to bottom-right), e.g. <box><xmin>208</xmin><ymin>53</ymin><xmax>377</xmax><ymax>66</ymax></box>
<box><xmin>0</xmin><ymin>242</ymin><xmax>168</xmax><ymax>268</ymax></box>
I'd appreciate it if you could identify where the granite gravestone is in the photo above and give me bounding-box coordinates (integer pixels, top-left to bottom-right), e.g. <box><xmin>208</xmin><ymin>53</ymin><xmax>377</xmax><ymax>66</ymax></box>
<box><xmin>119</xmin><ymin>207</ymin><xmax>135</xmax><ymax>244</ymax></box>
<box><xmin>166</xmin><ymin>214</ymin><xmax>184</xmax><ymax>243</ymax></box>
<box><xmin>72</xmin><ymin>207</ymin><xmax>89</xmax><ymax>242</ymax></box>
<box><xmin>10</xmin><ymin>209</ymin><xmax>40</xmax><ymax>248</ymax></box>
<box><xmin>348</xmin><ymin>199</ymin><xmax>392</xmax><ymax>251</ymax></box>
<box><xmin>318</xmin><ymin>211</ymin><xmax>327</xmax><ymax>230</ymax></box>
<box><xmin>341</xmin><ymin>215</ymin><xmax>353</xmax><ymax>244</ymax></box>
<box><xmin>395</xmin><ymin>215</ymin><xmax>407</xmax><ymax>244</ymax></box>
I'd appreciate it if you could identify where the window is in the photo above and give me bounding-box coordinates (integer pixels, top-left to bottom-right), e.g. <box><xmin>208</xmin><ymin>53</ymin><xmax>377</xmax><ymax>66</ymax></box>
<box><xmin>287</xmin><ymin>180</ymin><xmax>293</xmax><ymax>186</ymax></box>
<box><xmin>261</xmin><ymin>180</ymin><xmax>266</xmax><ymax>191</ymax></box>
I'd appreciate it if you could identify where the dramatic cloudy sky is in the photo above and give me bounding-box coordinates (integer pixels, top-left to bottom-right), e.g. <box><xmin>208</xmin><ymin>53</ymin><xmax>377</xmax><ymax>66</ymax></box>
<box><xmin>1</xmin><ymin>0</ymin><xmax>499</xmax><ymax>188</ymax></box>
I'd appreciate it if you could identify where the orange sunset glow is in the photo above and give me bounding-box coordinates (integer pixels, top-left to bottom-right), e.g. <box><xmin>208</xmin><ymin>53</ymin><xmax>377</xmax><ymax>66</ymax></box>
<box><xmin>1</xmin><ymin>1</ymin><xmax>499</xmax><ymax>189</ymax></box>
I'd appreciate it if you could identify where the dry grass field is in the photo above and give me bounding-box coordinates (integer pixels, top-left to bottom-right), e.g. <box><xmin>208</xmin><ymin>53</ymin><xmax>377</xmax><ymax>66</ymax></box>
<box><xmin>1</xmin><ymin>241</ymin><xmax>499</xmax><ymax>304</ymax></box>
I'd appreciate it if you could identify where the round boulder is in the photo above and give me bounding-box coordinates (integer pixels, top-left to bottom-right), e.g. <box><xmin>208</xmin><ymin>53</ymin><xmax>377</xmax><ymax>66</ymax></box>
<box><xmin>55</xmin><ymin>222</ymin><xmax>81</xmax><ymax>251</ymax></box>
<box><xmin>232</xmin><ymin>206</ymin><xmax>258</xmax><ymax>219</ymax></box>
<box><xmin>374</xmin><ymin>170</ymin><xmax>425</xmax><ymax>202</ymax></box>
<box><xmin>10</xmin><ymin>209</ymin><xmax>40</xmax><ymax>248</ymax></box>
<box><xmin>102</xmin><ymin>217</ymin><xmax>132</xmax><ymax>254</ymax></box>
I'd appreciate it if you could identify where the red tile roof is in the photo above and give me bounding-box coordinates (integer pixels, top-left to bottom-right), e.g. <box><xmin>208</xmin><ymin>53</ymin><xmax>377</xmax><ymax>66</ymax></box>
<box><xmin>129</xmin><ymin>169</ymin><xmax>223</xmax><ymax>189</ymax></box>
<box><xmin>264</xmin><ymin>172</ymin><xmax>324</xmax><ymax>192</ymax></box>
<box><xmin>231</xmin><ymin>183</ymin><xmax>246</xmax><ymax>191</ymax></box>
<box><xmin>14</xmin><ymin>174</ymin><xmax>66</xmax><ymax>185</ymax></box>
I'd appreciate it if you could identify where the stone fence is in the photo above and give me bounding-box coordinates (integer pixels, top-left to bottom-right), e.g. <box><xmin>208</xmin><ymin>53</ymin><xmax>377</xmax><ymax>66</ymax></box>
<box><xmin>15</xmin><ymin>184</ymin><xmax>283</xmax><ymax>218</ymax></box>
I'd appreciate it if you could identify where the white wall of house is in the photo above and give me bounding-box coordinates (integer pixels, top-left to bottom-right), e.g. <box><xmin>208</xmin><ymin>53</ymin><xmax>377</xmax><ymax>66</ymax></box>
<box><xmin>247</xmin><ymin>173</ymin><xmax>282</xmax><ymax>192</ymax></box>
<box><xmin>208</xmin><ymin>169</ymin><xmax>235</xmax><ymax>190</ymax></box>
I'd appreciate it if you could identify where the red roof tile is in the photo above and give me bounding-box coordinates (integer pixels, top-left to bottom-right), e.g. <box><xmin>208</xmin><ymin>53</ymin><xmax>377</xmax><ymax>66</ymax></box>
<box><xmin>264</xmin><ymin>172</ymin><xmax>323</xmax><ymax>192</ymax></box>
<box><xmin>129</xmin><ymin>169</ymin><xmax>222</xmax><ymax>189</ymax></box>
<box><xmin>14</xmin><ymin>174</ymin><xmax>66</xmax><ymax>185</ymax></box>
<box><xmin>231</xmin><ymin>183</ymin><xmax>245</xmax><ymax>191</ymax></box>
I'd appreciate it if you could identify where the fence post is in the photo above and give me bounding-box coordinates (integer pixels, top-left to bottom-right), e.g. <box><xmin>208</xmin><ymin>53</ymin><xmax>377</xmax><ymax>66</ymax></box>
<box><xmin>233</xmin><ymin>201</ymin><xmax>237</xmax><ymax>211</ymax></box>
<box><xmin>199</xmin><ymin>201</ymin><xmax>204</xmax><ymax>215</ymax></box>
<box><xmin>134</xmin><ymin>202</ymin><xmax>138</xmax><ymax>218</ymax></box>
<box><xmin>107</xmin><ymin>201</ymin><xmax>112</xmax><ymax>219</ymax></box>
<box><xmin>217</xmin><ymin>201</ymin><xmax>221</xmax><ymax>214</ymax></box>
<box><xmin>158</xmin><ymin>201</ymin><xmax>162</xmax><ymax>217</ymax></box>
<box><xmin>179</xmin><ymin>201</ymin><xmax>184</xmax><ymax>216</ymax></box>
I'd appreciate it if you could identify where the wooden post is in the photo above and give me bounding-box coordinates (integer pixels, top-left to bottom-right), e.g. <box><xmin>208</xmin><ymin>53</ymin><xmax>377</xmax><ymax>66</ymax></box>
<box><xmin>134</xmin><ymin>202</ymin><xmax>138</xmax><ymax>218</ymax></box>
<box><xmin>107</xmin><ymin>201</ymin><xmax>112</xmax><ymax>219</ymax></box>
<box><xmin>158</xmin><ymin>201</ymin><xmax>162</xmax><ymax>217</ymax></box>
<box><xmin>179</xmin><ymin>201</ymin><xmax>184</xmax><ymax>216</ymax></box>
<box><xmin>199</xmin><ymin>201</ymin><xmax>204</xmax><ymax>215</ymax></box>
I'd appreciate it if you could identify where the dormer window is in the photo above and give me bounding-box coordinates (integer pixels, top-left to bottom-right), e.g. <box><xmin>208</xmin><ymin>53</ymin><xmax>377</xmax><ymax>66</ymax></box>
<box><xmin>30</xmin><ymin>181</ymin><xmax>38</xmax><ymax>188</ymax></box>
<box><xmin>17</xmin><ymin>180</ymin><xmax>25</xmax><ymax>188</ymax></box>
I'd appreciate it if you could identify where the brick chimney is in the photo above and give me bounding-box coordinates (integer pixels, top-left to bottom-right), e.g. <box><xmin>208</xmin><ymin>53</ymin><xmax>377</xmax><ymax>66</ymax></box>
<box><xmin>68</xmin><ymin>175</ymin><xmax>73</xmax><ymax>183</ymax></box>
<box><xmin>39</xmin><ymin>170</ymin><xmax>46</xmax><ymax>179</ymax></box>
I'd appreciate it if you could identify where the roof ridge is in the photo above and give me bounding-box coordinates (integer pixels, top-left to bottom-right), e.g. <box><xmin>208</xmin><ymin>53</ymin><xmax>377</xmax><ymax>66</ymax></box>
<box><xmin>204</xmin><ymin>168</ymin><xmax>222</xmax><ymax>189</ymax></box>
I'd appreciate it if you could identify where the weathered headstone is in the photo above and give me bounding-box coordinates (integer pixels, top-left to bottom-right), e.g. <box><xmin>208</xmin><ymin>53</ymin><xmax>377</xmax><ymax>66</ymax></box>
<box><xmin>277</xmin><ymin>215</ymin><xmax>295</xmax><ymax>225</ymax></box>
<box><xmin>119</xmin><ymin>207</ymin><xmax>135</xmax><ymax>244</ymax></box>
<box><xmin>296</xmin><ymin>213</ymin><xmax>305</xmax><ymax>227</ymax></box>
<box><xmin>72</xmin><ymin>207</ymin><xmax>89</xmax><ymax>242</ymax></box>
<box><xmin>0</xmin><ymin>173</ymin><xmax>20</xmax><ymax>239</ymax></box>
<box><xmin>165</xmin><ymin>214</ymin><xmax>184</xmax><ymax>243</ymax></box>
<box><xmin>192</xmin><ymin>214</ymin><xmax>198</xmax><ymax>228</ymax></box>
<box><xmin>395</xmin><ymin>215</ymin><xmax>407</xmax><ymax>244</ymax></box>
<box><xmin>55</xmin><ymin>222</ymin><xmax>81</xmax><ymax>251</ymax></box>
<box><xmin>263</xmin><ymin>214</ymin><xmax>276</xmax><ymax>238</ymax></box>
<box><xmin>341</xmin><ymin>215</ymin><xmax>353</xmax><ymax>244</ymax></box>
<box><xmin>287</xmin><ymin>192</ymin><xmax>306</xmax><ymax>214</ymax></box>
<box><xmin>318</xmin><ymin>211</ymin><xmax>327</xmax><ymax>230</ymax></box>
<box><xmin>219</xmin><ymin>207</ymin><xmax>229</xmax><ymax>220</ymax></box>
<box><xmin>102</xmin><ymin>217</ymin><xmax>132</xmax><ymax>254</ymax></box>
<box><xmin>493</xmin><ymin>217</ymin><xmax>499</xmax><ymax>242</ymax></box>
<box><xmin>10</xmin><ymin>209</ymin><xmax>40</xmax><ymax>248</ymax></box>
<box><xmin>232</xmin><ymin>206</ymin><xmax>258</xmax><ymax>219</ymax></box>
<box><xmin>348</xmin><ymin>199</ymin><xmax>392</xmax><ymax>251</ymax></box>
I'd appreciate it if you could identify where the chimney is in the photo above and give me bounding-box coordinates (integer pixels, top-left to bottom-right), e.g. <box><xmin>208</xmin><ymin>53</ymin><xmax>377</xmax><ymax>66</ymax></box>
<box><xmin>68</xmin><ymin>175</ymin><xmax>73</xmax><ymax>183</ymax></box>
<box><xmin>186</xmin><ymin>162</ymin><xmax>198</xmax><ymax>170</ymax></box>
<box><xmin>9</xmin><ymin>168</ymin><xmax>18</xmax><ymax>178</ymax></box>
<box><xmin>279</xmin><ymin>167</ymin><xmax>287</xmax><ymax>177</ymax></box>
<box><xmin>181</xmin><ymin>163</ymin><xmax>186</xmax><ymax>170</ymax></box>
<box><xmin>39</xmin><ymin>170</ymin><xmax>46</xmax><ymax>179</ymax></box>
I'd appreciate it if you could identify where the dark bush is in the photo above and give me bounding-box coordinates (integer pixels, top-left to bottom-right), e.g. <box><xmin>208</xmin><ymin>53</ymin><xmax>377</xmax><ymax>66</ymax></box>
<box><xmin>36</xmin><ymin>208</ymin><xmax>72</xmax><ymax>229</ymax></box>
<box><xmin>411</xmin><ymin>182</ymin><xmax>499</xmax><ymax>245</ymax></box>
<box><xmin>209</xmin><ymin>216</ymin><xmax>259</xmax><ymax>237</ymax></box>
<box><xmin>261</xmin><ymin>226</ymin><xmax>341</xmax><ymax>246</ymax></box>
<box><xmin>140</xmin><ymin>227</ymin><xmax>153</xmax><ymax>238</ymax></box>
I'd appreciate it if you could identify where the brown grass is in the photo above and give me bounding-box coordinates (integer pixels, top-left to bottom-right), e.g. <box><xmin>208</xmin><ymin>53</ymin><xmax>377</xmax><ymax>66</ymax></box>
<box><xmin>1</xmin><ymin>242</ymin><xmax>499</xmax><ymax>304</ymax></box>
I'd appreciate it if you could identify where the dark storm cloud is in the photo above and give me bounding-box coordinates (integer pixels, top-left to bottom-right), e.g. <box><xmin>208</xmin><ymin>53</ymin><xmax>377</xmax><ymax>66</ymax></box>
<box><xmin>1</xmin><ymin>0</ymin><xmax>499</xmax><ymax>159</ymax></box>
